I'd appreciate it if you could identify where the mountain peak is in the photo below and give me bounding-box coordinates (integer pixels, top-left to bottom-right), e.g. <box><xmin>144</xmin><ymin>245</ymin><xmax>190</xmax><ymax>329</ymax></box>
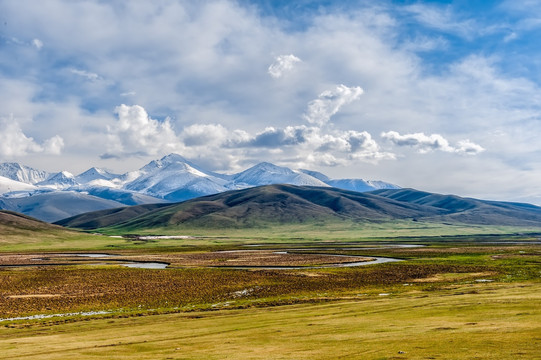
<box><xmin>233</xmin><ymin>162</ymin><xmax>328</xmax><ymax>187</ymax></box>
<box><xmin>37</xmin><ymin>171</ymin><xmax>78</xmax><ymax>189</ymax></box>
<box><xmin>76</xmin><ymin>167</ymin><xmax>118</xmax><ymax>184</ymax></box>
<box><xmin>160</xmin><ymin>153</ymin><xmax>188</xmax><ymax>163</ymax></box>
<box><xmin>140</xmin><ymin>153</ymin><xmax>190</xmax><ymax>172</ymax></box>
<box><xmin>0</xmin><ymin>162</ymin><xmax>50</xmax><ymax>184</ymax></box>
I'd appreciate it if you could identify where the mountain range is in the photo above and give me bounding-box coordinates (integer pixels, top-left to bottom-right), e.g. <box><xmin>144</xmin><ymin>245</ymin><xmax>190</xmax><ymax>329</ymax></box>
<box><xmin>0</xmin><ymin>154</ymin><xmax>398</xmax><ymax>222</ymax></box>
<box><xmin>56</xmin><ymin>184</ymin><xmax>541</xmax><ymax>231</ymax></box>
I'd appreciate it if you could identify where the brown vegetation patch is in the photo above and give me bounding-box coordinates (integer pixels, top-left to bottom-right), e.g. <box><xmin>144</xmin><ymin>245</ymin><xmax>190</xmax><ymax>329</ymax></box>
<box><xmin>0</xmin><ymin>263</ymin><xmax>491</xmax><ymax>317</ymax></box>
<box><xmin>0</xmin><ymin>251</ymin><xmax>373</xmax><ymax>268</ymax></box>
<box><xmin>121</xmin><ymin>251</ymin><xmax>373</xmax><ymax>267</ymax></box>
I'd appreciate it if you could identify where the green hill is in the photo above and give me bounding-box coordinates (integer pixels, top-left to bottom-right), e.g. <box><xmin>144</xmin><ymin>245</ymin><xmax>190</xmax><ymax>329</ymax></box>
<box><xmin>55</xmin><ymin>185</ymin><xmax>541</xmax><ymax>232</ymax></box>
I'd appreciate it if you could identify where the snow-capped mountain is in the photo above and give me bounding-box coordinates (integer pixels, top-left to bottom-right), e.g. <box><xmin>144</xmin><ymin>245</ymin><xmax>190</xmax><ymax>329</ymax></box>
<box><xmin>0</xmin><ymin>163</ymin><xmax>49</xmax><ymax>184</ymax></box>
<box><xmin>297</xmin><ymin>169</ymin><xmax>330</xmax><ymax>183</ymax></box>
<box><xmin>326</xmin><ymin>179</ymin><xmax>399</xmax><ymax>193</ymax></box>
<box><xmin>75</xmin><ymin>167</ymin><xmax>119</xmax><ymax>184</ymax></box>
<box><xmin>233</xmin><ymin>162</ymin><xmax>329</xmax><ymax>187</ymax></box>
<box><xmin>0</xmin><ymin>154</ymin><xmax>399</xmax><ymax>221</ymax></box>
<box><xmin>123</xmin><ymin>153</ymin><xmax>229</xmax><ymax>200</ymax></box>
<box><xmin>37</xmin><ymin>171</ymin><xmax>78</xmax><ymax>190</ymax></box>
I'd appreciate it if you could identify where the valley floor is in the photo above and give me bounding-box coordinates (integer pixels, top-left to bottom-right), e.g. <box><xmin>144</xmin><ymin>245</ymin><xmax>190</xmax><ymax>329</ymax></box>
<box><xmin>0</xmin><ymin>236</ymin><xmax>540</xmax><ymax>359</ymax></box>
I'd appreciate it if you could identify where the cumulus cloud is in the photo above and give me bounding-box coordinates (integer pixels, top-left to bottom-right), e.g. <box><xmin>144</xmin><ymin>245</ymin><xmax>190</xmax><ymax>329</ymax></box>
<box><xmin>229</xmin><ymin>125</ymin><xmax>313</xmax><ymax>148</ymax></box>
<box><xmin>0</xmin><ymin>117</ymin><xmax>64</xmax><ymax>158</ymax></box>
<box><xmin>303</xmin><ymin>85</ymin><xmax>364</xmax><ymax>126</ymax></box>
<box><xmin>455</xmin><ymin>139</ymin><xmax>485</xmax><ymax>155</ymax></box>
<box><xmin>103</xmin><ymin>104</ymin><xmax>182</xmax><ymax>158</ymax></box>
<box><xmin>268</xmin><ymin>54</ymin><xmax>302</xmax><ymax>78</ymax></box>
<box><xmin>181</xmin><ymin>124</ymin><xmax>229</xmax><ymax>147</ymax></box>
<box><xmin>317</xmin><ymin>130</ymin><xmax>395</xmax><ymax>162</ymax></box>
<box><xmin>42</xmin><ymin>135</ymin><xmax>65</xmax><ymax>155</ymax></box>
<box><xmin>226</xmin><ymin>125</ymin><xmax>393</xmax><ymax>164</ymax></box>
<box><xmin>381</xmin><ymin>131</ymin><xmax>484</xmax><ymax>155</ymax></box>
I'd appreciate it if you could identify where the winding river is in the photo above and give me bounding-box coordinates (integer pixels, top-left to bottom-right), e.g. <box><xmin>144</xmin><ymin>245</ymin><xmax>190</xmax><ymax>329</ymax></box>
<box><xmin>1</xmin><ymin>244</ymin><xmax>415</xmax><ymax>270</ymax></box>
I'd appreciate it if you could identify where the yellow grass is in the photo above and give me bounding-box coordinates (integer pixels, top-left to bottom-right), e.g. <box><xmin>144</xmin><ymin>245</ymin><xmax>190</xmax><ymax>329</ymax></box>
<box><xmin>1</xmin><ymin>282</ymin><xmax>540</xmax><ymax>359</ymax></box>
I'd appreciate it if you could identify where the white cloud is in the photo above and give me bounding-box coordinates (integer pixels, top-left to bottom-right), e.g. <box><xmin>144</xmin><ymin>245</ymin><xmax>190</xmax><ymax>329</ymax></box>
<box><xmin>228</xmin><ymin>125</ymin><xmax>313</xmax><ymax>148</ymax></box>
<box><xmin>43</xmin><ymin>135</ymin><xmax>65</xmax><ymax>155</ymax></box>
<box><xmin>32</xmin><ymin>38</ymin><xmax>43</xmax><ymax>50</ymax></box>
<box><xmin>70</xmin><ymin>68</ymin><xmax>100</xmax><ymax>81</ymax></box>
<box><xmin>503</xmin><ymin>31</ymin><xmax>518</xmax><ymax>42</ymax></box>
<box><xmin>404</xmin><ymin>4</ymin><xmax>476</xmax><ymax>39</ymax></box>
<box><xmin>455</xmin><ymin>139</ymin><xmax>485</xmax><ymax>155</ymax></box>
<box><xmin>268</xmin><ymin>54</ymin><xmax>302</xmax><ymax>78</ymax></box>
<box><xmin>317</xmin><ymin>130</ymin><xmax>395</xmax><ymax>162</ymax></box>
<box><xmin>181</xmin><ymin>124</ymin><xmax>229</xmax><ymax>147</ymax></box>
<box><xmin>303</xmin><ymin>85</ymin><xmax>364</xmax><ymax>126</ymax></box>
<box><xmin>381</xmin><ymin>131</ymin><xmax>484</xmax><ymax>155</ymax></box>
<box><xmin>0</xmin><ymin>116</ymin><xmax>64</xmax><ymax>158</ymax></box>
<box><xmin>104</xmin><ymin>104</ymin><xmax>182</xmax><ymax>158</ymax></box>
<box><xmin>223</xmin><ymin>124</ymin><xmax>393</xmax><ymax>164</ymax></box>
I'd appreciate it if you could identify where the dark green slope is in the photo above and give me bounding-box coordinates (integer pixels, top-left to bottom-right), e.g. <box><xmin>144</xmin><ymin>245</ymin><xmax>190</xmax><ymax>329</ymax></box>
<box><xmin>372</xmin><ymin>188</ymin><xmax>541</xmax><ymax>226</ymax></box>
<box><xmin>0</xmin><ymin>210</ymin><xmax>78</xmax><ymax>236</ymax></box>
<box><xmin>54</xmin><ymin>203</ymin><xmax>170</xmax><ymax>230</ymax></box>
<box><xmin>56</xmin><ymin>185</ymin><xmax>541</xmax><ymax>232</ymax></box>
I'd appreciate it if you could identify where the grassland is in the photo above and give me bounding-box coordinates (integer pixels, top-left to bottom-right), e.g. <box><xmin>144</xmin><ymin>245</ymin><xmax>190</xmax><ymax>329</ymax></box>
<box><xmin>1</xmin><ymin>282</ymin><xmax>539</xmax><ymax>359</ymax></box>
<box><xmin>1</xmin><ymin>222</ymin><xmax>540</xmax><ymax>359</ymax></box>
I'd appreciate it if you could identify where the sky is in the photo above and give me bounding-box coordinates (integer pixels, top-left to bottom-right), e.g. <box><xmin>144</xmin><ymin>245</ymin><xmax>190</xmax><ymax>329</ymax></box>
<box><xmin>1</xmin><ymin>0</ymin><xmax>541</xmax><ymax>204</ymax></box>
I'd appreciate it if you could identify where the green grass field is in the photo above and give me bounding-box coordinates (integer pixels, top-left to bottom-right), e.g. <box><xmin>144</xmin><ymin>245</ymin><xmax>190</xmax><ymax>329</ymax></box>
<box><xmin>3</xmin><ymin>218</ymin><xmax>541</xmax><ymax>252</ymax></box>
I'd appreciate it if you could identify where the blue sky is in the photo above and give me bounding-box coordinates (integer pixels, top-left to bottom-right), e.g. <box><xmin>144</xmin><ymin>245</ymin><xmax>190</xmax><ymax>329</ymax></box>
<box><xmin>1</xmin><ymin>0</ymin><xmax>541</xmax><ymax>204</ymax></box>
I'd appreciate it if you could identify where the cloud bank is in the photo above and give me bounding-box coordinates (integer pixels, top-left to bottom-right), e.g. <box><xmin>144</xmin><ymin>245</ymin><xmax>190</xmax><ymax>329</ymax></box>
<box><xmin>0</xmin><ymin>117</ymin><xmax>64</xmax><ymax>158</ymax></box>
<box><xmin>381</xmin><ymin>131</ymin><xmax>484</xmax><ymax>155</ymax></box>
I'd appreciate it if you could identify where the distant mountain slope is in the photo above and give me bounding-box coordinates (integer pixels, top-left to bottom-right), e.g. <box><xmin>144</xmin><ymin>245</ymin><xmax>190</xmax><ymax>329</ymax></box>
<box><xmin>56</xmin><ymin>185</ymin><xmax>541</xmax><ymax>232</ymax></box>
<box><xmin>0</xmin><ymin>192</ymin><xmax>128</xmax><ymax>223</ymax></box>
<box><xmin>0</xmin><ymin>210</ymin><xmax>79</xmax><ymax>239</ymax></box>
<box><xmin>55</xmin><ymin>203</ymin><xmax>170</xmax><ymax>230</ymax></box>
<box><xmin>327</xmin><ymin>179</ymin><xmax>399</xmax><ymax>193</ymax></box>
<box><xmin>372</xmin><ymin>188</ymin><xmax>541</xmax><ymax>226</ymax></box>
